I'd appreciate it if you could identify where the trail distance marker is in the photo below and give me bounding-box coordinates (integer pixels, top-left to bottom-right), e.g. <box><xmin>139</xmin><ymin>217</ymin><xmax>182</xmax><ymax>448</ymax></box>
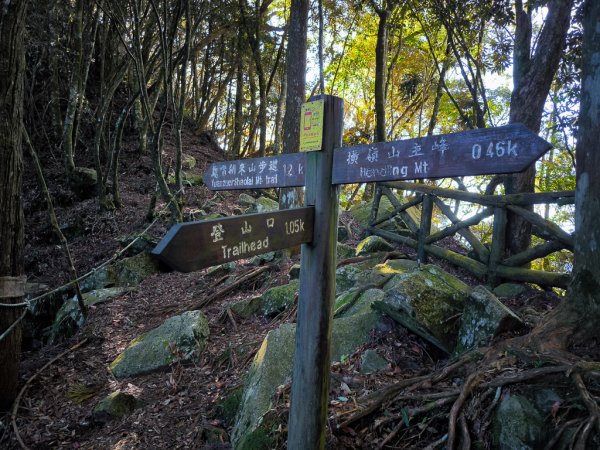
<box><xmin>152</xmin><ymin>207</ymin><xmax>314</xmax><ymax>272</ymax></box>
<box><xmin>204</xmin><ymin>153</ymin><xmax>306</xmax><ymax>190</ymax></box>
<box><xmin>300</xmin><ymin>99</ymin><xmax>324</xmax><ymax>152</ymax></box>
<box><xmin>332</xmin><ymin>124</ymin><xmax>552</xmax><ymax>184</ymax></box>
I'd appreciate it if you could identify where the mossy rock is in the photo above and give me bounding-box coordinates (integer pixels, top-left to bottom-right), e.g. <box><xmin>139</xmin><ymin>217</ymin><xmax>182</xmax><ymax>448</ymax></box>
<box><xmin>382</xmin><ymin>264</ymin><xmax>471</xmax><ymax>350</ymax></box>
<box><xmin>238</xmin><ymin>193</ymin><xmax>256</xmax><ymax>208</ymax></box>
<box><xmin>288</xmin><ymin>264</ymin><xmax>301</xmax><ymax>280</ymax></box>
<box><xmin>255</xmin><ymin>196</ymin><xmax>279</xmax><ymax>213</ymax></box>
<box><xmin>260</xmin><ymin>280</ymin><xmax>299</xmax><ymax>316</ymax></box>
<box><xmin>117</xmin><ymin>232</ymin><xmax>158</xmax><ymax>257</ymax></box>
<box><xmin>70</xmin><ymin>166</ymin><xmax>98</xmax><ymax>198</ymax></box>
<box><xmin>455</xmin><ymin>286</ymin><xmax>523</xmax><ymax>355</ymax></box>
<box><xmin>80</xmin><ymin>252</ymin><xmax>159</xmax><ymax>292</ymax></box>
<box><xmin>92</xmin><ymin>391</ymin><xmax>142</xmax><ymax>420</ymax></box>
<box><xmin>215</xmin><ymin>386</ymin><xmax>244</xmax><ymax>425</ymax></box>
<box><xmin>335</xmin><ymin>259</ymin><xmax>387</xmax><ymax>295</ymax></box>
<box><xmin>182</xmin><ymin>153</ymin><xmax>196</xmax><ymax>169</ymax></box>
<box><xmin>360</xmin><ymin>349</ymin><xmax>389</xmax><ymax>374</ymax></box>
<box><xmin>109</xmin><ymin>310</ymin><xmax>209</xmax><ymax>378</ymax></box>
<box><xmin>336</xmin><ymin>242</ymin><xmax>355</xmax><ymax>260</ymax></box>
<box><xmin>230</xmin><ymin>296</ymin><xmax>262</xmax><ymax>319</ymax></box>
<box><xmin>493</xmin><ymin>394</ymin><xmax>545</xmax><ymax>450</ymax></box>
<box><xmin>334</xmin><ymin>288</ymin><xmax>385</xmax><ymax>317</ymax></box>
<box><xmin>355</xmin><ymin>235</ymin><xmax>394</xmax><ymax>256</ymax></box>
<box><xmin>493</xmin><ymin>282</ymin><xmax>527</xmax><ymax>298</ymax></box>
<box><xmin>49</xmin><ymin>287</ymin><xmax>130</xmax><ymax>344</ymax></box>
<box><xmin>372</xmin><ymin>259</ymin><xmax>419</xmax><ymax>275</ymax></box>
<box><xmin>231</xmin><ymin>309</ymin><xmax>381</xmax><ymax>447</ymax></box>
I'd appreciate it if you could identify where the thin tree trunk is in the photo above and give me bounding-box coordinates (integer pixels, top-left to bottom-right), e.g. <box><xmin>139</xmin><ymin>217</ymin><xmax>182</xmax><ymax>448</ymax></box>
<box><xmin>0</xmin><ymin>0</ymin><xmax>27</xmax><ymax>411</ymax></box>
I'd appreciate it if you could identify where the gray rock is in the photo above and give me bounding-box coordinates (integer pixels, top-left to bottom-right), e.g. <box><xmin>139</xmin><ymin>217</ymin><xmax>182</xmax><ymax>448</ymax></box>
<box><xmin>493</xmin><ymin>282</ymin><xmax>527</xmax><ymax>298</ymax></box>
<box><xmin>493</xmin><ymin>394</ymin><xmax>545</xmax><ymax>450</ymax></box>
<box><xmin>230</xmin><ymin>296</ymin><xmax>262</xmax><ymax>319</ymax></box>
<box><xmin>238</xmin><ymin>193</ymin><xmax>256</xmax><ymax>208</ymax></box>
<box><xmin>109</xmin><ymin>310</ymin><xmax>209</xmax><ymax>378</ymax></box>
<box><xmin>337</xmin><ymin>225</ymin><xmax>350</xmax><ymax>242</ymax></box>
<box><xmin>455</xmin><ymin>286</ymin><xmax>523</xmax><ymax>355</ymax></box>
<box><xmin>70</xmin><ymin>166</ymin><xmax>98</xmax><ymax>198</ymax></box>
<box><xmin>255</xmin><ymin>196</ymin><xmax>279</xmax><ymax>213</ymax></box>
<box><xmin>355</xmin><ymin>235</ymin><xmax>394</xmax><ymax>256</ymax></box>
<box><xmin>288</xmin><ymin>264</ymin><xmax>301</xmax><ymax>280</ymax></box>
<box><xmin>337</xmin><ymin>242</ymin><xmax>356</xmax><ymax>260</ymax></box>
<box><xmin>49</xmin><ymin>287</ymin><xmax>130</xmax><ymax>344</ymax></box>
<box><xmin>360</xmin><ymin>350</ymin><xmax>389</xmax><ymax>374</ymax></box>
<box><xmin>80</xmin><ymin>252</ymin><xmax>159</xmax><ymax>292</ymax></box>
<box><xmin>92</xmin><ymin>391</ymin><xmax>141</xmax><ymax>420</ymax></box>
<box><xmin>335</xmin><ymin>260</ymin><xmax>384</xmax><ymax>295</ymax></box>
<box><xmin>117</xmin><ymin>232</ymin><xmax>158</xmax><ymax>257</ymax></box>
<box><xmin>249</xmin><ymin>251</ymin><xmax>276</xmax><ymax>266</ymax></box>
<box><xmin>381</xmin><ymin>264</ymin><xmax>471</xmax><ymax>351</ymax></box>
<box><xmin>259</xmin><ymin>280</ymin><xmax>299</xmax><ymax>316</ymax></box>
<box><xmin>231</xmin><ymin>309</ymin><xmax>382</xmax><ymax>447</ymax></box>
<box><xmin>334</xmin><ymin>288</ymin><xmax>385</xmax><ymax>317</ymax></box>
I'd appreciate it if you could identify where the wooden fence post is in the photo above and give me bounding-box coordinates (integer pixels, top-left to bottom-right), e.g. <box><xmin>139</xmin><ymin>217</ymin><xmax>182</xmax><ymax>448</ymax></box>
<box><xmin>288</xmin><ymin>95</ymin><xmax>344</xmax><ymax>450</ymax></box>
<box><xmin>417</xmin><ymin>194</ymin><xmax>434</xmax><ymax>263</ymax></box>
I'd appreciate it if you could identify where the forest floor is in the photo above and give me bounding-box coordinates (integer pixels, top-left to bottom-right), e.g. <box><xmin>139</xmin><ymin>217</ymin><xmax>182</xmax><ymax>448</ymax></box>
<box><xmin>0</xmin><ymin>127</ymin><xmax>573</xmax><ymax>449</ymax></box>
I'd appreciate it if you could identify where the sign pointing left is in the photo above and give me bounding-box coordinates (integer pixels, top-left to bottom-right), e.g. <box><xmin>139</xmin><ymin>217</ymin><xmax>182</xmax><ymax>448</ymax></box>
<box><xmin>203</xmin><ymin>153</ymin><xmax>306</xmax><ymax>191</ymax></box>
<box><xmin>152</xmin><ymin>207</ymin><xmax>314</xmax><ymax>272</ymax></box>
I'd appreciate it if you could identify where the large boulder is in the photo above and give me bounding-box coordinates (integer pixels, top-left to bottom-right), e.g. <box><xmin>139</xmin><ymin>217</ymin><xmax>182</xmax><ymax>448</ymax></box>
<box><xmin>109</xmin><ymin>310</ymin><xmax>209</xmax><ymax>378</ymax></box>
<box><xmin>231</xmin><ymin>309</ymin><xmax>382</xmax><ymax>447</ymax></box>
<box><xmin>70</xmin><ymin>166</ymin><xmax>98</xmax><ymax>198</ymax></box>
<box><xmin>455</xmin><ymin>286</ymin><xmax>523</xmax><ymax>355</ymax></box>
<box><xmin>380</xmin><ymin>264</ymin><xmax>471</xmax><ymax>351</ymax></box>
<box><xmin>80</xmin><ymin>252</ymin><xmax>159</xmax><ymax>292</ymax></box>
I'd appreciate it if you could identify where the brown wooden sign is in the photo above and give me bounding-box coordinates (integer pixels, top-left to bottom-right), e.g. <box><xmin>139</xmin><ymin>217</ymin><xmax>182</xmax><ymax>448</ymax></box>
<box><xmin>332</xmin><ymin>124</ymin><xmax>551</xmax><ymax>184</ymax></box>
<box><xmin>203</xmin><ymin>153</ymin><xmax>306</xmax><ymax>190</ymax></box>
<box><xmin>151</xmin><ymin>207</ymin><xmax>314</xmax><ymax>272</ymax></box>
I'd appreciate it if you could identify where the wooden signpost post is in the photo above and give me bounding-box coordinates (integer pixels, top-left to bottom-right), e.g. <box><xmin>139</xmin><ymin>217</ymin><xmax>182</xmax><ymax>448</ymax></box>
<box><xmin>152</xmin><ymin>94</ymin><xmax>552</xmax><ymax>449</ymax></box>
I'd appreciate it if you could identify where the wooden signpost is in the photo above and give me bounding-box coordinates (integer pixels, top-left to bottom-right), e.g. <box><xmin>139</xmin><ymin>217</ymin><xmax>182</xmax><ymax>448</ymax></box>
<box><xmin>203</xmin><ymin>153</ymin><xmax>306</xmax><ymax>190</ymax></box>
<box><xmin>332</xmin><ymin>124</ymin><xmax>552</xmax><ymax>184</ymax></box>
<box><xmin>151</xmin><ymin>207</ymin><xmax>314</xmax><ymax>272</ymax></box>
<box><xmin>153</xmin><ymin>93</ymin><xmax>552</xmax><ymax>449</ymax></box>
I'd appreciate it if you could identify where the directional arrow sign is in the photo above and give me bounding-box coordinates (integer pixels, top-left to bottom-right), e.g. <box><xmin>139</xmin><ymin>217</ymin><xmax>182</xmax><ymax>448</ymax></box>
<box><xmin>332</xmin><ymin>124</ymin><xmax>551</xmax><ymax>184</ymax></box>
<box><xmin>152</xmin><ymin>207</ymin><xmax>314</xmax><ymax>272</ymax></box>
<box><xmin>204</xmin><ymin>153</ymin><xmax>306</xmax><ymax>190</ymax></box>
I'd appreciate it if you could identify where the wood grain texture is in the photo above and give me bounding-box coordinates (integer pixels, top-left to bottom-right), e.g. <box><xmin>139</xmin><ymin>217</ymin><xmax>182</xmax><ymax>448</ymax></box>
<box><xmin>152</xmin><ymin>207</ymin><xmax>314</xmax><ymax>272</ymax></box>
<box><xmin>333</xmin><ymin>124</ymin><xmax>552</xmax><ymax>184</ymax></box>
<box><xmin>288</xmin><ymin>95</ymin><xmax>344</xmax><ymax>450</ymax></box>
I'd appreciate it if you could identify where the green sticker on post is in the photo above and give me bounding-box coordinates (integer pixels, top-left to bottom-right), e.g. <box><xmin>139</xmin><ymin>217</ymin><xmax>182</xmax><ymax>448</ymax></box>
<box><xmin>299</xmin><ymin>99</ymin><xmax>324</xmax><ymax>152</ymax></box>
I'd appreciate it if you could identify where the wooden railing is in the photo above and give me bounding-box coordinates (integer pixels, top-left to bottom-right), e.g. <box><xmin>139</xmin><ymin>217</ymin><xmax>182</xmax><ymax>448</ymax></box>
<box><xmin>368</xmin><ymin>181</ymin><xmax>575</xmax><ymax>289</ymax></box>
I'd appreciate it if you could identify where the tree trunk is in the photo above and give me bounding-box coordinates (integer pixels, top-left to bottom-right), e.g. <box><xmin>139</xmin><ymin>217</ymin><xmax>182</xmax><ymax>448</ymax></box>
<box><xmin>279</xmin><ymin>0</ymin><xmax>309</xmax><ymax>210</ymax></box>
<box><xmin>0</xmin><ymin>0</ymin><xmax>27</xmax><ymax>411</ymax></box>
<box><xmin>504</xmin><ymin>0</ymin><xmax>574</xmax><ymax>256</ymax></box>
<box><xmin>566</xmin><ymin>0</ymin><xmax>600</xmax><ymax>339</ymax></box>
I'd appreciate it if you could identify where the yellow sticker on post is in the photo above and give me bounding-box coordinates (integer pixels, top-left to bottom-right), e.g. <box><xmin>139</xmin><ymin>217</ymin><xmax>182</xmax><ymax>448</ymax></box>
<box><xmin>299</xmin><ymin>99</ymin><xmax>324</xmax><ymax>152</ymax></box>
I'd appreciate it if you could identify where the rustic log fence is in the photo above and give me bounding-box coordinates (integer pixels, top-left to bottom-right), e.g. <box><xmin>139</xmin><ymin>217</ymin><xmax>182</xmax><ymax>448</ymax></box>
<box><xmin>368</xmin><ymin>181</ymin><xmax>574</xmax><ymax>289</ymax></box>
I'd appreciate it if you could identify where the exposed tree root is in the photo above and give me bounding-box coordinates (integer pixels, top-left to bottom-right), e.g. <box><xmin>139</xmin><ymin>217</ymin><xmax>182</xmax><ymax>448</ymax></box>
<box><xmin>333</xmin><ymin>332</ymin><xmax>600</xmax><ymax>450</ymax></box>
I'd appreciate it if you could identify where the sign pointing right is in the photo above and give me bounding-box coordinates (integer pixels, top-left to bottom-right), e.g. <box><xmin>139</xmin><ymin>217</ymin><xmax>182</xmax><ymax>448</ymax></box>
<box><xmin>332</xmin><ymin>124</ymin><xmax>552</xmax><ymax>185</ymax></box>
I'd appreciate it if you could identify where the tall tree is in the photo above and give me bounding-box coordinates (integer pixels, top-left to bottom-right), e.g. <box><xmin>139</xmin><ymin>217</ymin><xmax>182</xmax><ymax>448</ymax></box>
<box><xmin>0</xmin><ymin>0</ymin><xmax>27</xmax><ymax>411</ymax></box>
<box><xmin>504</xmin><ymin>0</ymin><xmax>574</xmax><ymax>256</ymax></box>
<box><xmin>279</xmin><ymin>0</ymin><xmax>309</xmax><ymax>210</ymax></box>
